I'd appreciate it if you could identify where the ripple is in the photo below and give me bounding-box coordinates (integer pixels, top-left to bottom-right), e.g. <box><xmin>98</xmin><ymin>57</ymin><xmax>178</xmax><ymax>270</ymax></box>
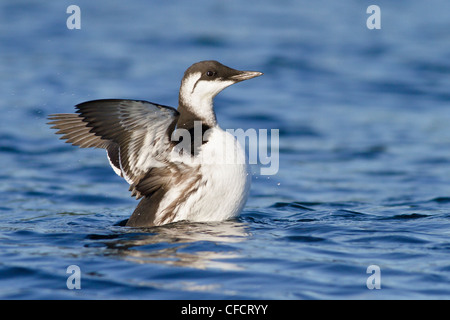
<box><xmin>270</xmin><ymin>202</ymin><xmax>315</xmax><ymax>211</ymax></box>
<box><xmin>349</xmin><ymin>235</ymin><xmax>430</xmax><ymax>245</ymax></box>
<box><xmin>430</xmin><ymin>197</ymin><xmax>450</xmax><ymax>204</ymax></box>
<box><xmin>282</xmin><ymin>235</ymin><xmax>326</xmax><ymax>243</ymax></box>
<box><xmin>380</xmin><ymin>213</ymin><xmax>430</xmax><ymax>220</ymax></box>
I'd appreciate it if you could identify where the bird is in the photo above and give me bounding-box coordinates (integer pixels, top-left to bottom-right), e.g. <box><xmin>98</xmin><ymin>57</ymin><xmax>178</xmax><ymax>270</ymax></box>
<box><xmin>48</xmin><ymin>60</ymin><xmax>263</xmax><ymax>227</ymax></box>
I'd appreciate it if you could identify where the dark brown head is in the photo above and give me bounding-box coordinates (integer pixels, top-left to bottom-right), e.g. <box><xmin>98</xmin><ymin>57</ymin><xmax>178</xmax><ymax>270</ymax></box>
<box><xmin>177</xmin><ymin>60</ymin><xmax>263</xmax><ymax>129</ymax></box>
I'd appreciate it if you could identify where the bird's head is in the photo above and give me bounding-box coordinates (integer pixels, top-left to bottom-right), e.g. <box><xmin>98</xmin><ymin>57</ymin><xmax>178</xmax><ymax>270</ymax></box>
<box><xmin>178</xmin><ymin>60</ymin><xmax>263</xmax><ymax>128</ymax></box>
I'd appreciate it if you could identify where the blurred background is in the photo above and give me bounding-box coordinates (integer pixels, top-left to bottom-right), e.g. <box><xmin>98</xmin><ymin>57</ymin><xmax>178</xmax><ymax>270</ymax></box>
<box><xmin>0</xmin><ymin>0</ymin><xmax>449</xmax><ymax>299</ymax></box>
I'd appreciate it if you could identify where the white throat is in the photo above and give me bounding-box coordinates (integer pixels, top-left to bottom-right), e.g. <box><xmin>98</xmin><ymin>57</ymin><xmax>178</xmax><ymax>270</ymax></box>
<box><xmin>179</xmin><ymin>72</ymin><xmax>234</xmax><ymax>127</ymax></box>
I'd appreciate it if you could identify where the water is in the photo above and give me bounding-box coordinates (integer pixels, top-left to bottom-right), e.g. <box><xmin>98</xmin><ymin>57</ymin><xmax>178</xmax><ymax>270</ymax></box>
<box><xmin>1</xmin><ymin>0</ymin><xmax>450</xmax><ymax>299</ymax></box>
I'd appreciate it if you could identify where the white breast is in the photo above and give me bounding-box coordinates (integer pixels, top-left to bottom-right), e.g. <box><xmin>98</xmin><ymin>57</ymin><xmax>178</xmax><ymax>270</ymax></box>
<box><xmin>157</xmin><ymin>126</ymin><xmax>251</xmax><ymax>224</ymax></box>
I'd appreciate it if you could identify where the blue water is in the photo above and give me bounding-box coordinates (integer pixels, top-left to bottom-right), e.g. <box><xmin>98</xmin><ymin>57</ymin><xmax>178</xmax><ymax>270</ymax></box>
<box><xmin>1</xmin><ymin>0</ymin><xmax>450</xmax><ymax>299</ymax></box>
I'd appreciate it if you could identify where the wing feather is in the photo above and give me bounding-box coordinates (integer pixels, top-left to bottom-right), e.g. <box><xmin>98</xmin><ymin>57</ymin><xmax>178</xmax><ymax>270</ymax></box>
<box><xmin>48</xmin><ymin>113</ymin><xmax>111</xmax><ymax>148</ymax></box>
<box><xmin>48</xmin><ymin>99</ymin><xmax>185</xmax><ymax>199</ymax></box>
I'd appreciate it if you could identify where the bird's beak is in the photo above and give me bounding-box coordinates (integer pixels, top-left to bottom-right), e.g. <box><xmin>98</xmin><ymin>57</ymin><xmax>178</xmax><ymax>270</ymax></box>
<box><xmin>229</xmin><ymin>70</ymin><xmax>263</xmax><ymax>82</ymax></box>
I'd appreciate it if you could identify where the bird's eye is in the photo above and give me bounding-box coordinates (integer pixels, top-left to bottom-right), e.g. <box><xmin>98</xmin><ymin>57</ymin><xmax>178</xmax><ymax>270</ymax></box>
<box><xmin>206</xmin><ymin>71</ymin><xmax>215</xmax><ymax>77</ymax></box>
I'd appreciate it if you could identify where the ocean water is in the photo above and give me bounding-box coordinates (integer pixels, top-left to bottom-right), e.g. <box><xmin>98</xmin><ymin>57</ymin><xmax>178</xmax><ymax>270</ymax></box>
<box><xmin>1</xmin><ymin>0</ymin><xmax>450</xmax><ymax>299</ymax></box>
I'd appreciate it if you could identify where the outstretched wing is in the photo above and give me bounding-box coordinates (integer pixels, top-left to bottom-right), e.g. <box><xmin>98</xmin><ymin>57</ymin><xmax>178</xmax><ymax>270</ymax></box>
<box><xmin>47</xmin><ymin>112</ymin><xmax>112</xmax><ymax>149</ymax></box>
<box><xmin>48</xmin><ymin>99</ymin><xmax>182</xmax><ymax>199</ymax></box>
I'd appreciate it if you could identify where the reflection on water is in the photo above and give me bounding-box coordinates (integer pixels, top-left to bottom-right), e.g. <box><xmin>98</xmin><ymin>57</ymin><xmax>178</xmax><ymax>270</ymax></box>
<box><xmin>88</xmin><ymin>220</ymin><xmax>249</xmax><ymax>271</ymax></box>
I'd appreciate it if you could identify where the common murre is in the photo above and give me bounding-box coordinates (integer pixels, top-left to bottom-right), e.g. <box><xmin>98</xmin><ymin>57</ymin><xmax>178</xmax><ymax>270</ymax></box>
<box><xmin>48</xmin><ymin>60</ymin><xmax>263</xmax><ymax>227</ymax></box>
